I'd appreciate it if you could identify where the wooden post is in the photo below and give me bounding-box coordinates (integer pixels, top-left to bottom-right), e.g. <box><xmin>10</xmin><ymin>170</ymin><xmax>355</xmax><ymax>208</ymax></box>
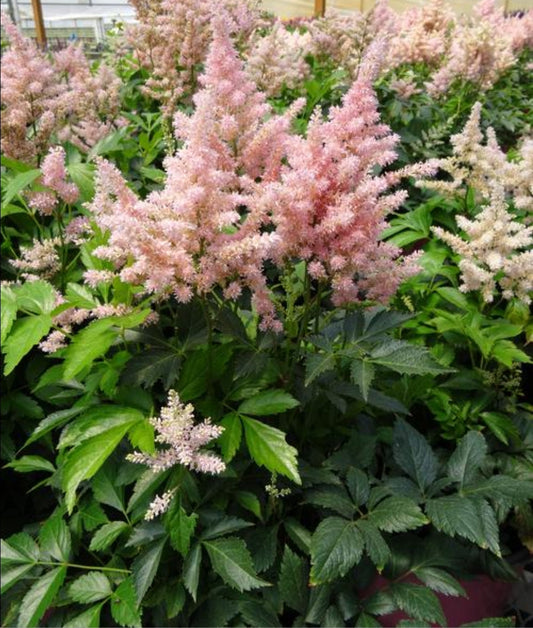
<box><xmin>30</xmin><ymin>0</ymin><xmax>46</xmax><ymax>49</ymax></box>
<box><xmin>314</xmin><ymin>0</ymin><xmax>326</xmax><ymax>17</ymax></box>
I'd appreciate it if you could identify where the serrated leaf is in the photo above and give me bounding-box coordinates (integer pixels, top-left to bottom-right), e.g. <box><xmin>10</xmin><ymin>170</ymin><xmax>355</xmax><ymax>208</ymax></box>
<box><xmin>465</xmin><ymin>475</ymin><xmax>533</xmax><ymax>505</ymax></box>
<box><xmin>169</xmin><ymin>507</ymin><xmax>198</xmax><ymax>557</ymax></box>
<box><xmin>447</xmin><ymin>431</ymin><xmax>487</xmax><ymax>488</ymax></box>
<box><xmin>323</xmin><ymin>604</ymin><xmax>345</xmax><ymax>627</ymax></box>
<box><xmin>350</xmin><ymin>361</ymin><xmax>375</xmax><ymax>402</ymax></box>
<box><xmin>310</xmin><ymin>517</ymin><xmax>363</xmax><ymax>584</ymax></box>
<box><xmin>16</xmin><ymin>280</ymin><xmax>57</xmax><ymax>315</ymax></box>
<box><xmin>201</xmin><ymin>516</ymin><xmax>253</xmax><ymax>541</ymax></box>
<box><xmin>240</xmin><ymin>600</ymin><xmax>281</xmax><ymax>627</ymax></box>
<box><xmin>63</xmin><ymin>604</ymin><xmax>103</xmax><ymax>628</ymax></box>
<box><xmin>235</xmin><ymin>491</ymin><xmax>262</xmax><ymax>521</ymax></box>
<box><xmin>480</xmin><ymin>412</ymin><xmax>520</xmax><ymax>445</ymax></box>
<box><xmin>62</xmin><ymin>423</ymin><xmax>135</xmax><ymax>513</ymax></box>
<box><xmin>62</xmin><ymin>318</ymin><xmax>118</xmax><ymax>379</ymax></box>
<box><xmin>305</xmin><ymin>353</ymin><xmax>336</xmax><ymax>386</ymax></box>
<box><xmin>183</xmin><ymin>543</ymin><xmax>202</xmax><ymax>601</ymax></box>
<box><xmin>2</xmin><ymin>534</ymin><xmax>39</xmax><ymax>564</ymax></box>
<box><xmin>3</xmin><ymin>314</ymin><xmax>52</xmax><ymax>375</ymax></box>
<box><xmin>393</xmin><ymin>419</ymin><xmax>438</xmax><ymax>491</ymax></box>
<box><xmin>59</xmin><ymin>406</ymin><xmax>143</xmax><ymax>450</ymax></box>
<box><xmin>370</xmin><ymin>342</ymin><xmax>451</xmax><ymax>375</ymax></box>
<box><xmin>242</xmin><ymin>416</ymin><xmax>301</xmax><ymax>484</ymax></box>
<box><xmin>426</xmin><ymin>496</ymin><xmax>500</xmax><ymax>555</ymax></box>
<box><xmin>355</xmin><ymin>612</ymin><xmax>383</xmax><ymax>627</ymax></box>
<box><xmin>368</xmin><ymin>497</ymin><xmax>428</xmax><ymax>532</ymax></box>
<box><xmin>203</xmin><ymin>537</ymin><xmax>269</xmax><ymax>592</ymax></box>
<box><xmin>67</xmin><ymin>162</ymin><xmax>95</xmax><ymax>202</ymax></box>
<box><xmin>305</xmin><ymin>487</ymin><xmax>355</xmax><ymax>518</ymax></box>
<box><xmin>24</xmin><ymin>407</ymin><xmax>88</xmax><ymax>448</ymax></box>
<box><xmin>356</xmin><ymin>520</ymin><xmax>390</xmax><ymax>571</ymax></box>
<box><xmin>5</xmin><ymin>455</ymin><xmax>55</xmax><ymax>474</ymax></box>
<box><xmin>284</xmin><ymin>518</ymin><xmax>311</xmax><ymax>555</ymax></box>
<box><xmin>415</xmin><ymin>567</ymin><xmax>466</xmax><ymax>597</ymax></box>
<box><xmin>89</xmin><ymin>522</ymin><xmax>130</xmax><ymax>552</ymax></box>
<box><xmin>17</xmin><ymin>566</ymin><xmax>66</xmax><ymax>628</ymax></box>
<box><xmin>390</xmin><ymin>582</ymin><xmax>446</xmax><ymax>626</ymax></box>
<box><xmin>2</xmin><ymin>169</ymin><xmax>41</xmax><ymax>206</ymax></box>
<box><xmin>122</xmin><ymin>349</ymin><xmax>181</xmax><ymax>389</ymax></box>
<box><xmin>65</xmin><ymin>283</ymin><xmax>99</xmax><ymax>309</ymax></box>
<box><xmin>1</xmin><ymin>284</ymin><xmax>17</xmax><ymax>344</ymax></box>
<box><xmin>238</xmin><ymin>390</ymin><xmax>300</xmax><ymax>416</ymax></box>
<box><xmin>132</xmin><ymin>538</ymin><xmax>166</xmax><ymax>603</ymax></box>
<box><xmin>166</xmin><ymin>582</ymin><xmax>185</xmax><ymax>618</ymax></box>
<box><xmin>278</xmin><ymin>546</ymin><xmax>309</xmax><ymax>614</ymax></box>
<box><xmin>111</xmin><ymin>577</ymin><xmax>142</xmax><ymax>627</ymax></box>
<box><xmin>305</xmin><ymin>584</ymin><xmax>332</xmax><ymax>624</ymax></box>
<box><xmin>39</xmin><ymin>514</ymin><xmax>71</xmax><ymax>562</ymax></box>
<box><xmin>93</xmin><ymin>464</ymin><xmax>126</xmax><ymax>513</ymax></box>
<box><xmin>363</xmin><ymin>590</ymin><xmax>396</xmax><ymax>616</ymax></box>
<box><xmin>69</xmin><ymin>572</ymin><xmax>112</xmax><ymax>604</ymax></box>
<box><xmin>218</xmin><ymin>413</ymin><xmax>242</xmax><ymax>463</ymax></box>
<box><xmin>346</xmin><ymin>468</ymin><xmax>370</xmax><ymax>506</ymax></box>
<box><xmin>1</xmin><ymin>563</ymin><xmax>36</xmax><ymax>594</ymax></box>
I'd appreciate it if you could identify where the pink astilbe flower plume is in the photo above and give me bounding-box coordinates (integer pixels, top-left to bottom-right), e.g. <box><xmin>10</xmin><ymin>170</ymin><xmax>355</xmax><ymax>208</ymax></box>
<box><xmin>88</xmin><ymin>20</ymin><xmax>302</xmax><ymax>328</ymax></box>
<box><xmin>0</xmin><ymin>14</ymin><xmax>123</xmax><ymax>163</ymax></box>
<box><xmin>267</xmin><ymin>71</ymin><xmax>421</xmax><ymax>306</ymax></box>
<box><xmin>127</xmin><ymin>391</ymin><xmax>225</xmax><ymax>520</ymax></box>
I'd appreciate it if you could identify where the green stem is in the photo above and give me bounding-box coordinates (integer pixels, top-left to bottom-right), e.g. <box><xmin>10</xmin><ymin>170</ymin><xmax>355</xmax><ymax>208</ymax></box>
<box><xmin>36</xmin><ymin>560</ymin><xmax>130</xmax><ymax>574</ymax></box>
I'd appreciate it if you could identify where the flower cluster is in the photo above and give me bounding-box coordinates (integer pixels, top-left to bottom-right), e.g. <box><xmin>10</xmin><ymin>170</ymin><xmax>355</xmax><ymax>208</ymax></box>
<box><xmin>433</xmin><ymin>184</ymin><xmax>532</xmax><ymax>304</ymax></box>
<box><xmin>26</xmin><ymin>147</ymin><xmax>79</xmax><ymax>215</ymax></box>
<box><xmin>0</xmin><ymin>14</ymin><xmax>123</xmax><ymax>163</ymax></box>
<box><xmin>245</xmin><ymin>21</ymin><xmax>313</xmax><ymax>97</ymax></box>
<box><xmin>87</xmin><ymin>21</ymin><xmax>421</xmax><ymax>328</ymax></box>
<box><xmin>417</xmin><ymin>102</ymin><xmax>533</xmax><ymax>211</ymax></box>
<box><xmin>124</xmin><ymin>0</ymin><xmax>262</xmax><ymax>116</ymax></box>
<box><xmin>127</xmin><ymin>390</ymin><xmax>225</xmax><ymax>519</ymax></box>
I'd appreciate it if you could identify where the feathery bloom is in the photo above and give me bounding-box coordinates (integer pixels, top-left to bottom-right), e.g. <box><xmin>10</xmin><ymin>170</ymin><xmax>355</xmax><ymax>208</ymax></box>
<box><xmin>267</xmin><ymin>67</ymin><xmax>422</xmax><ymax>306</ymax></box>
<box><xmin>11</xmin><ymin>238</ymin><xmax>62</xmax><ymax>280</ymax></box>
<box><xmin>433</xmin><ymin>184</ymin><xmax>533</xmax><ymax>304</ymax></box>
<box><xmin>0</xmin><ymin>14</ymin><xmax>123</xmax><ymax>162</ymax></box>
<box><xmin>417</xmin><ymin>102</ymin><xmax>533</xmax><ymax>210</ymax></box>
<box><xmin>127</xmin><ymin>391</ymin><xmax>225</xmax><ymax>519</ymax></box>
<box><xmin>88</xmin><ymin>21</ymin><xmax>301</xmax><ymax>327</ymax></box>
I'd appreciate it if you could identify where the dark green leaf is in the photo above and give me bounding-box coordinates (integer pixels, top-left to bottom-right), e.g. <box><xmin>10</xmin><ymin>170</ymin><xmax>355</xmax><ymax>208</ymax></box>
<box><xmin>242</xmin><ymin>416</ymin><xmax>301</xmax><ymax>485</ymax></box>
<box><xmin>415</xmin><ymin>567</ymin><xmax>466</xmax><ymax>597</ymax></box>
<box><xmin>368</xmin><ymin>497</ymin><xmax>428</xmax><ymax>532</ymax></box>
<box><xmin>357</xmin><ymin>520</ymin><xmax>390</xmax><ymax>571</ymax></box>
<box><xmin>3</xmin><ymin>169</ymin><xmax>41</xmax><ymax>206</ymax></box>
<box><xmin>63</xmin><ymin>604</ymin><xmax>103</xmax><ymax>628</ymax></box>
<box><xmin>447</xmin><ymin>431</ymin><xmax>487</xmax><ymax>488</ymax></box>
<box><xmin>203</xmin><ymin>537</ymin><xmax>269</xmax><ymax>592</ymax></box>
<box><xmin>238</xmin><ymin>390</ymin><xmax>299</xmax><ymax>416</ymax></box>
<box><xmin>17</xmin><ymin>566</ymin><xmax>66</xmax><ymax>628</ymax></box>
<box><xmin>350</xmin><ymin>361</ymin><xmax>375</xmax><ymax>402</ymax></box>
<box><xmin>239</xmin><ymin>601</ymin><xmax>281</xmax><ymax>627</ymax></box>
<box><xmin>169</xmin><ymin>507</ymin><xmax>198</xmax><ymax>557</ymax></box>
<box><xmin>426</xmin><ymin>496</ymin><xmax>500</xmax><ymax>555</ymax></box>
<box><xmin>370</xmin><ymin>342</ymin><xmax>452</xmax><ymax>375</ymax></box>
<box><xmin>111</xmin><ymin>577</ymin><xmax>142</xmax><ymax>627</ymax></box>
<box><xmin>183</xmin><ymin>544</ymin><xmax>202</xmax><ymax>601</ymax></box>
<box><xmin>284</xmin><ymin>518</ymin><xmax>311</xmax><ymax>555</ymax></box>
<box><xmin>393</xmin><ymin>420</ymin><xmax>438</xmax><ymax>491</ymax></box>
<box><xmin>89</xmin><ymin>522</ymin><xmax>130</xmax><ymax>552</ymax></box>
<box><xmin>63</xmin><ymin>423</ymin><xmax>136</xmax><ymax>513</ymax></box>
<box><xmin>305</xmin><ymin>353</ymin><xmax>336</xmax><ymax>386</ymax></box>
<box><xmin>305</xmin><ymin>487</ymin><xmax>355</xmax><ymax>518</ymax></box>
<box><xmin>122</xmin><ymin>349</ymin><xmax>181</xmax><ymax>389</ymax></box>
<box><xmin>218</xmin><ymin>413</ymin><xmax>242</xmax><ymax>463</ymax></box>
<box><xmin>390</xmin><ymin>583</ymin><xmax>446</xmax><ymax>626</ymax></box>
<box><xmin>278</xmin><ymin>546</ymin><xmax>309</xmax><ymax>614</ymax></box>
<box><xmin>39</xmin><ymin>514</ymin><xmax>71</xmax><ymax>562</ymax></box>
<box><xmin>3</xmin><ymin>314</ymin><xmax>52</xmax><ymax>375</ymax></box>
<box><xmin>201</xmin><ymin>516</ymin><xmax>253</xmax><ymax>541</ymax></box>
<box><xmin>305</xmin><ymin>584</ymin><xmax>332</xmax><ymax>624</ymax></box>
<box><xmin>346</xmin><ymin>468</ymin><xmax>370</xmax><ymax>507</ymax></box>
<box><xmin>69</xmin><ymin>572</ymin><xmax>112</xmax><ymax>603</ymax></box>
<box><xmin>24</xmin><ymin>407</ymin><xmax>88</xmax><ymax>448</ymax></box>
<box><xmin>310</xmin><ymin>517</ymin><xmax>363</xmax><ymax>584</ymax></box>
<box><xmin>5</xmin><ymin>455</ymin><xmax>55</xmax><ymax>474</ymax></box>
<box><xmin>132</xmin><ymin>538</ymin><xmax>166</xmax><ymax>603</ymax></box>
<box><xmin>1</xmin><ymin>284</ymin><xmax>17</xmax><ymax>344</ymax></box>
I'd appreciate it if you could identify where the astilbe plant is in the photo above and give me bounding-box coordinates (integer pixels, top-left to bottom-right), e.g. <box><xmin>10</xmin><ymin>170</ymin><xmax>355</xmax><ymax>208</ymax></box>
<box><xmin>124</xmin><ymin>0</ymin><xmax>262</xmax><ymax>117</ymax></box>
<box><xmin>88</xmin><ymin>19</ymin><xmax>302</xmax><ymax>330</ymax></box>
<box><xmin>0</xmin><ymin>14</ymin><xmax>123</xmax><ymax>163</ymax></box>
